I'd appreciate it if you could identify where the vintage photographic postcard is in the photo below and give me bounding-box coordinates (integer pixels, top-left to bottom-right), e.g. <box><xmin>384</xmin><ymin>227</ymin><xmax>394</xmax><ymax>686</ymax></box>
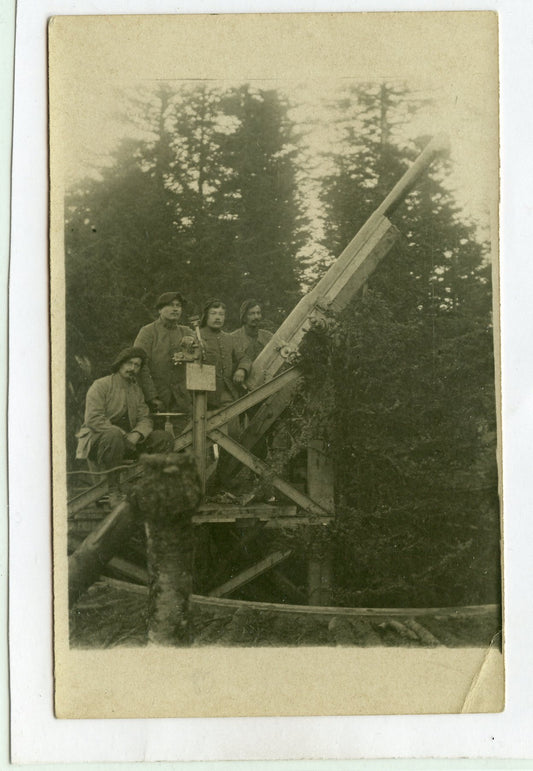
<box><xmin>49</xmin><ymin>11</ymin><xmax>502</xmax><ymax>720</ymax></box>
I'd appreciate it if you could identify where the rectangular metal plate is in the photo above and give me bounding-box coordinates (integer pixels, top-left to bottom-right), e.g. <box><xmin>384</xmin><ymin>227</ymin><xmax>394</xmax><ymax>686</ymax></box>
<box><xmin>186</xmin><ymin>362</ymin><xmax>217</xmax><ymax>391</ymax></box>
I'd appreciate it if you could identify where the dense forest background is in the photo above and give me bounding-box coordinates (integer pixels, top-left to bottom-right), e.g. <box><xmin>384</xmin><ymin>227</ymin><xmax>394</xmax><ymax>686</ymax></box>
<box><xmin>65</xmin><ymin>81</ymin><xmax>500</xmax><ymax>608</ymax></box>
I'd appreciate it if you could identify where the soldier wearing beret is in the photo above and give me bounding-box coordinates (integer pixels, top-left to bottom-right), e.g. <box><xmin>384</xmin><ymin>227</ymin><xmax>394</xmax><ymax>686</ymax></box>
<box><xmin>134</xmin><ymin>292</ymin><xmax>196</xmax><ymax>417</ymax></box>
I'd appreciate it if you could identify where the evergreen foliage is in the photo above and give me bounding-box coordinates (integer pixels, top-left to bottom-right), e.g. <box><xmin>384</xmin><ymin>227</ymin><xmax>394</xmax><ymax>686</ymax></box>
<box><xmin>65</xmin><ymin>83</ymin><xmax>305</xmax><ymax>374</ymax></box>
<box><xmin>296</xmin><ymin>82</ymin><xmax>500</xmax><ymax>607</ymax></box>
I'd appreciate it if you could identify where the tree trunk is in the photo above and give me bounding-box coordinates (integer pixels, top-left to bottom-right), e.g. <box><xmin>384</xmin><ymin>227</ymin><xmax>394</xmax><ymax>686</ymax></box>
<box><xmin>129</xmin><ymin>452</ymin><xmax>202</xmax><ymax>645</ymax></box>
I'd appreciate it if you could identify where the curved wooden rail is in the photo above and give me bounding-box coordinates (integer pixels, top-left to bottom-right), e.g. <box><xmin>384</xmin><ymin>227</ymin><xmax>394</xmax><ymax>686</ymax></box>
<box><xmin>190</xmin><ymin>594</ymin><xmax>500</xmax><ymax>619</ymax></box>
<box><xmin>98</xmin><ymin>578</ymin><xmax>499</xmax><ymax>621</ymax></box>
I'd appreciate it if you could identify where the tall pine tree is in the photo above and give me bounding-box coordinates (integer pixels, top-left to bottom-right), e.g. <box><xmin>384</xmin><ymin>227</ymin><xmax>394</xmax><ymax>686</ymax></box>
<box><xmin>303</xmin><ymin>81</ymin><xmax>499</xmax><ymax>607</ymax></box>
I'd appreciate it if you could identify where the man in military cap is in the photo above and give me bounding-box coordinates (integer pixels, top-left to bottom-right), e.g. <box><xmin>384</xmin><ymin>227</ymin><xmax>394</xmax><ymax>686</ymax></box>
<box><xmin>231</xmin><ymin>299</ymin><xmax>273</xmax><ymax>389</ymax></box>
<box><xmin>134</xmin><ymin>292</ymin><xmax>196</xmax><ymax>417</ymax></box>
<box><xmin>75</xmin><ymin>347</ymin><xmax>173</xmax><ymax>476</ymax></box>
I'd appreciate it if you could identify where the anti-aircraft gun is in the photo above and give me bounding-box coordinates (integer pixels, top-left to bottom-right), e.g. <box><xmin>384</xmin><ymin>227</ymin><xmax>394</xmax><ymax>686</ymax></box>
<box><xmin>68</xmin><ymin>134</ymin><xmax>449</xmax><ymax>609</ymax></box>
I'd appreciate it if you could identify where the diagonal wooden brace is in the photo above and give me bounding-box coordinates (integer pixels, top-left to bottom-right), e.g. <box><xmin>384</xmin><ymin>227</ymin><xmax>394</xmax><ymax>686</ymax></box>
<box><xmin>216</xmin><ymin>377</ymin><xmax>298</xmax><ymax>483</ymax></box>
<box><xmin>248</xmin><ymin>215</ymin><xmax>400</xmax><ymax>389</ymax></box>
<box><xmin>208</xmin><ymin>550</ymin><xmax>292</xmax><ymax>598</ymax></box>
<box><xmin>208</xmin><ymin>428</ymin><xmax>332</xmax><ymax>517</ymax></box>
<box><xmin>173</xmin><ymin>366</ymin><xmax>301</xmax><ymax>452</ymax></box>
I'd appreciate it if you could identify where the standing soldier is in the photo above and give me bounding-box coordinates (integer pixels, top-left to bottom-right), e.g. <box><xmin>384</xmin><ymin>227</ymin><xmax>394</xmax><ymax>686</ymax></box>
<box><xmin>134</xmin><ymin>292</ymin><xmax>196</xmax><ymax>423</ymax></box>
<box><xmin>231</xmin><ymin>299</ymin><xmax>273</xmax><ymax>389</ymax></box>
<box><xmin>198</xmin><ymin>298</ymin><xmax>240</xmax><ymax>412</ymax></box>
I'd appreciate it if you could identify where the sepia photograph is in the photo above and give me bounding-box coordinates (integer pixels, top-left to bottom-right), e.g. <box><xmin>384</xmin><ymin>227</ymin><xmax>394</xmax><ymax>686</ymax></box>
<box><xmin>48</xmin><ymin>11</ymin><xmax>502</xmax><ymax>719</ymax></box>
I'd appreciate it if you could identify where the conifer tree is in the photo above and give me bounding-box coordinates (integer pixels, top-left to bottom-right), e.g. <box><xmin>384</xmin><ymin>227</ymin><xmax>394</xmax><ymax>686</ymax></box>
<box><xmin>308</xmin><ymin>81</ymin><xmax>499</xmax><ymax>606</ymax></box>
<box><xmin>218</xmin><ymin>85</ymin><xmax>306</xmax><ymax>323</ymax></box>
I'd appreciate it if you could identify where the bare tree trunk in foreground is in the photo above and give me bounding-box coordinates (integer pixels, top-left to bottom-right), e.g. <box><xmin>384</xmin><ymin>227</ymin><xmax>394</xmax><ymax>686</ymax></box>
<box><xmin>129</xmin><ymin>453</ymin><xmax>202</xmax><ymax>646</ymax></box>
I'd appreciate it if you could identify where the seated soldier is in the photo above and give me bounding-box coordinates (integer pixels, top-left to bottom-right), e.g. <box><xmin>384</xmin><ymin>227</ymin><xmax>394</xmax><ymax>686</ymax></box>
<box><xmin>75</xmin><ymin>347</ymin><xmax>173</xmax><ymax>491</ymax></box>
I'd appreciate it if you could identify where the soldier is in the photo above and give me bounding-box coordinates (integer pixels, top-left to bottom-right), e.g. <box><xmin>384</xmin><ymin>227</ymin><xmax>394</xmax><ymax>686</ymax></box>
<box><xmin>134</xmin><ymin>292</ymin><xmax>196</xmax><ymax>420</ymax></box>
<box><xmin>198</xmin><ymin>298</ymin><xmax>240</xmax><ymax>411</ymax></box>
<box><xmin>75</xmin><ymin>347</ymin><xmax>173</xmax><ymax>492</ymax></box>
<box><xmin>231</xmin><ymin>299</ymin><xmax>273</xmax><ymax>389</ymax></box>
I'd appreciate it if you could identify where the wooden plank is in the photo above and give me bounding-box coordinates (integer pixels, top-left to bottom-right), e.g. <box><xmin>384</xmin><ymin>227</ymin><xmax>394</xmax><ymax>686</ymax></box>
<box><xmin>190</xmin><ymin>595</ymin><xmax>501</xmax><ymax>620</ymax></box>
<box><xmin>104</xmin><ymin>557</ymin><xmax>149</xmax><ymax>585</ymax></box>
<box><xmin>194</xmin><ymin>503</ymin><xmax>297</xmax><ymax>523</ymax></box>
<box><xmin>247</xmin><ymin>216</ymin><xmax>399</xmax><ymax>389</ymax></box>
<box><xmin>209</xmin><ymin>429</ymin><xmax>332</xmax><ymax>517</ymax></box>
<box><xmin>208</xmin><ymin>550</ymin><xmax>292</xmax><ymax>598</ymax></box>
<box><xmin>69</xmin><ymin>500</ymin><xmax>138</xmax><ymax>605</ymax></box>
<box><xmin>173</xmin><ymin>366</ymin><xmax>301</xmax><ymax>453</ymax></box>
<box><xmin>246</xmin><ymin>136</ymin><xmax>449</xmax><ymax>390</ymax></box>
<box><xmin>259</xmin><ymin>516</ymin><xmax>333</xmax><ymax>528</ymax></box>
<box><xmin>195</xmin><ymin>514</ymin><xmax>332</xmax><ymax>527</ymax></box>
<box><xmin>67</xmin><ymin>465</ymin><xmax>141</xmax><ymax>516</ymax></box>
<box><xmin>217</xmin><ymin>379</ymin><xmax>299</xmax><ymax>483</ymax></box>
<box><xmin>192</xmin><ymin>391</ymin><xmax>208</xmax><ymax>494</ymax></box>
<box><xmin>99</xmin><ymin>577</ymin><xmax>148</xmax><ymax>595</ymax></box>
<box><xmin>90</xmin><ymin>581</ymin><xmax>499</xmax><ymax>624</ymax></box>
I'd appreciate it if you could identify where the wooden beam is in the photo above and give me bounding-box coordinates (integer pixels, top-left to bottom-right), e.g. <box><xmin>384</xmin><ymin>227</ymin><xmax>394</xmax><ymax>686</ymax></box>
<box><xmin>173</xmin><ymin>366</ymin><xmax>301</xmax><ymax>453</ymax></box>
<box><xmin>190</xmin><ymin>595</ymin><xmax>501</xmax><ymax>620</ymax></box>
<box><xmin>246</xmin><ymin>136</ymin><xmax>449</xmax><ymax>390</ymax></box>
<box><xmin>194</xmin><ymin>503</ymin><xmax>297</xmax><ymax>523</ymax></box>
<box><xmin>89</xmin><ymin>580</ymin><xmax>500</xmax><ymax>623</ymax></box>
<box><xmin>208</xmin><ymin>550</ymin><xmax>292</xmax><ymax>597</ymax></box>
<box><xmin>216</xmin><ymin>379</ymin><xmax>298</xmax><ymax>484</ymax></box>
<box><xmin>193</xmin><ymin>512</ymin><xmax>333</xmax><ymax>527</ymax></box>
<box><xmin>67</xmin><ymin>465</ymin><xmax>141</xmax><ymax>516</ymax></box>
<box><xmin>192</xmin><ymin>391</ymin><xmax>208</xmax><ymax>493</ymax></box>
<box><xmin>208</xmin><ymin>429</ymin><xmax>332</xmax><ymax>517</ymax></box>
<box><xmin>69</xmin><ymin>500</ymin><xmax>138</xmax><ymax>606</ymax></box>
<box><xmin>99</xmin><ymin>577</ymin><xmax>148</xmax><ymax>595</ymax></box>
<box><xmin>248</xmin><ymin>216</ymin><xmax>400</xmax><ymax>389</ymax></box>
<box><xmin>104</xmin><ymin>557</ymin><xmax>149</xmax><ymax>585</ymax></box>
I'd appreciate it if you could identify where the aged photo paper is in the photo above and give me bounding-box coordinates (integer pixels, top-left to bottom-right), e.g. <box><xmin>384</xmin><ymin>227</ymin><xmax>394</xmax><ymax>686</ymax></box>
<box><xmin>49</xmin><ymin>11</ymin><xmax>502</xmax><ymax>720</ymax></box>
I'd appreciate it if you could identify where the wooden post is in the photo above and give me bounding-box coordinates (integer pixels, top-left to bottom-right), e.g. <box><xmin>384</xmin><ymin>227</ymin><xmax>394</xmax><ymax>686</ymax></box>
<box><xmin>186</xmin><ymin>362</ymin><xmax>216</xmax><ymax>495</ymax></box>
<box><xmin>192</xmin><ymin>391</ymin><xmax>208</xmax><ymax>494</ymax></box>
<box><xmin>306</xmin><ymin>439</ymin><xmax>334</xmax><ymax>606</ymax></box>
<box><xmin>130</xmin><ymin>453</ymin><xmax>202</xmax><ymax>646</ymax></box>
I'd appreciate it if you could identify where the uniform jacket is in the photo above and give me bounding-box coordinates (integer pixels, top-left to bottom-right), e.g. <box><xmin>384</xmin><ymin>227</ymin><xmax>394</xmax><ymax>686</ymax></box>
<box><xmin>134</xmin><ymin>318</ymin><xmax>195</xmax><ymax>412</ymax></box>
<box><xmin>230</xmin><ymin>327</ymin><xmax>273</xmax><ymax>373</ymax></box>
<box><xmin>75</xmin><ymin>373</ymin><xmax>153</xmax><ymax>459</ymax></box>
<box><xmin>199</xmin><ymin>326</ymin><xmax>240</xmax><ymax>407</ymax></box>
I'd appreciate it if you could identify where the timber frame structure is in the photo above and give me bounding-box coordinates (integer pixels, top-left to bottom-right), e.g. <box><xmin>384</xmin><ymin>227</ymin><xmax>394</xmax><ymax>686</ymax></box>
<box><xmin>68</xmin><ymin>134</ymin><xmax>500</xmax><ymax>621</ymax></box>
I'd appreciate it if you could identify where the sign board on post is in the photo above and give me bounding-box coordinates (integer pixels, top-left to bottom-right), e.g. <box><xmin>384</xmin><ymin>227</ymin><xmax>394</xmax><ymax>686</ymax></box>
<box><xmin>186</xmin><ymin>363</ymin><xmax>216</xmax><ymax>391</ymax></box>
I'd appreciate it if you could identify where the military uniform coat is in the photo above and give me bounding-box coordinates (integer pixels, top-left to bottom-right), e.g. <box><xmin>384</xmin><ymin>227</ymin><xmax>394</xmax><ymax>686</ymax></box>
<box><xmin>230</xmin><ymin>326</ymin><xmax>273</xmax><ymax>374</ymax></box>
<box><xmin>199</xmin><ymin>326</ymin><xmax>240</xmax><ymax>408</ymax></box>
<box><xmin>134</xmin><ymin>318</ymin><xmax>195</xmax><ymax>412</ymax></box>
<box><xmin>75</xmin><ymin>373</ymin><xmax>153</xmax><ymax>459</ymax></box>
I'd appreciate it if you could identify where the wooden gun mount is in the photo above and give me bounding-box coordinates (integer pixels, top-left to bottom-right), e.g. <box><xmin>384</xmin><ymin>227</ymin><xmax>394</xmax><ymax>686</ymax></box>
<box><xmin>215</xmin><ymin>135</ymin><xmax>449</xmax><ymax>484</ymax></box>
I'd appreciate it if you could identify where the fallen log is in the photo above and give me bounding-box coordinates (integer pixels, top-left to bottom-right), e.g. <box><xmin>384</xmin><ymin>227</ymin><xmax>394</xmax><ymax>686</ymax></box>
<box><xmin>68</xmin><ymin>499</ymin><xmax>138</xmax><ymax>607</ymax></box>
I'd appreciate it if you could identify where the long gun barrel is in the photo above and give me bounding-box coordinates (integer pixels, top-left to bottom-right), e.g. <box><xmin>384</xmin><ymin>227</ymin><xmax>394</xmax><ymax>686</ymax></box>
<box><xmin>247</xmin><ymin>134</ymin><xmax>450</xmax><ymax>390</ymax></box>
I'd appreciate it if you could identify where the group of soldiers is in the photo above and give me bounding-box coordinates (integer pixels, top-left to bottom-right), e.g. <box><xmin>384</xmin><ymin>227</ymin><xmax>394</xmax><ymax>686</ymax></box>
<box><xmin>75</xmin><ymin>294</ymin><xmax>273</xmax><ymax>491</ymax></box>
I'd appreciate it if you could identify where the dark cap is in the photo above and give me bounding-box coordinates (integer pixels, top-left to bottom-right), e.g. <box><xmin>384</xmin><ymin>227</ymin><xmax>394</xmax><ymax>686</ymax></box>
<box><xmin>110</xmin><ymin>346</ymin><xmax>147</xmax><ymax>373</ymax></box>
<box><xmin>200</xmin><ymin>298</ymin><xmax>226</xmax><ymax>327</ymax></box>
<box><xmin>239</xmin><ymin>298</ymin><xmax>261</xmax><ymax>326</ymax></box>
<box><xmin>156</xmin><ymin>291</ymin><xmax>185</xmax><ymax>310</ymax></box>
